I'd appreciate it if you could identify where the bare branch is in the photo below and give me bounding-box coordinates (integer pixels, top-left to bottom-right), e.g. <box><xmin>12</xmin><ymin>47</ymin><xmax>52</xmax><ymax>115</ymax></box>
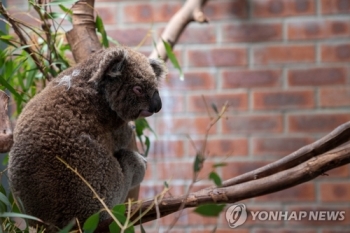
<box><xmin>149</xmin><ymin>0</ymin><xmax>209</xmax><ymax>60</ymax></box>
<box><xmin>0</xmin><ymin>90</ymin><xmax>13</xmax><ymax>153</ymax></box>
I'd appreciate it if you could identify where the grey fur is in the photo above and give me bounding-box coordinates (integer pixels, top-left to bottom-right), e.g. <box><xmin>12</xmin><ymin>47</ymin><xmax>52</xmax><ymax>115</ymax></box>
<box><xmin>8</xmin><ymin>46</ymin><xmax>166</xmax><ymax>231</ymax></box>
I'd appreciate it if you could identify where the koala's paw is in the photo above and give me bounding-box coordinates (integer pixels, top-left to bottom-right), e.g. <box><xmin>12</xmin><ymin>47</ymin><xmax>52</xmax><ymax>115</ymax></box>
<box><xmin>130</xmin><ymin>151</ymin><xmax>147</xmax><ymax>187</ymax></box>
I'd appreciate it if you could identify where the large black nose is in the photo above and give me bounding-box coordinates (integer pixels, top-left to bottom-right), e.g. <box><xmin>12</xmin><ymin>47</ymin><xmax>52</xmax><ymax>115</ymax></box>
<box><xmin>149</xmin><ymin>90</ymin><xmax>162</xmax><ymax>113</ymax></box>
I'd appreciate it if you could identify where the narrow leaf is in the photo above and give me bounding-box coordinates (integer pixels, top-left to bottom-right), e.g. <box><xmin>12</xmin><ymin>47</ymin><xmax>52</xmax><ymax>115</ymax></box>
<box><xmin>162</xmin><ymin>40</ymin><xmax>184</xmax><ymax>80</ymax></box>
<box><xmin>0</xmin><ymin>192</ymin><xmax>10</xmax><ymax>206</ymax></box>
<box><xmin>193</xmin><ymin>153</ymin><xmax>204</xmax><ymax>172</ymax></box>
<box><xmin>209</xmin><ymin>171</ymin><xmax>222</xmax><ymax>187</ymax></box>
<box><xmin>83</xmin><ymin>213</ymin><xmax>99</xmax><ymax>233</ymax></box>
<box><xmin>211</xmin><ymin>103</ymin><xmax>218</xmax><ymax>114</ymax></box>
<box><xmin>0</xmin><ymin>212</ymin><xmax>43</xmax><ymax>222</ymax></box>
<box><xmin>59</xmin><ymin>4</ymin><xmax>73</xmax><ymax>23</ymax></box>
<box><xmin>96</xmin><ymin>15</ymin><xmax>109</xmax><ymax>48</ymax></box>
<box><xmin>143</xmin><ymin>136</ymin><xmax>150</xmax><ymax>158</ymax></box>
<box><xmin>0</xmin><ymin>75</ymin><xmax>22</xmax><ymax>100</ymax></box>
<box><xmin>58</xmin><ymin>219</ymin><xmax>75</xmax><ymax>233</ymax></box>
<box><xmin>140</xmin><ymin>224</ymin><xmax>146</xmax><ymax>233</ymax></box>
<box><xmin>213</xmin><ymin>162</ymin><xmax>227</xmax><ymax>168</ymax></box>
<box><xmin>164</xmin><ymin>181</ymin><xmax>169</xmax><ymax>189</ymax></box>
<box><xmin>194</xmin><ymin>204</ymin><xmax>226</xmax><ymax>217</ymax></box>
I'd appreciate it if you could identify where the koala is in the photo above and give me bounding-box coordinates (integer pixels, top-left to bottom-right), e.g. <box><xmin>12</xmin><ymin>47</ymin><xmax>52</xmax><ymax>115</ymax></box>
<box><xmin>8</xmin><ymin>46</ymin><xmax>166</xmax><ymax>231</ymax></box>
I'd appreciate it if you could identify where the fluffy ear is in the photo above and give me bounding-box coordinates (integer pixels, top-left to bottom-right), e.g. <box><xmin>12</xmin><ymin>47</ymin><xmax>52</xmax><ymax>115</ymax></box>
<box><xmin>149</xmin><ymin>58</ymin><xmax>167</xmax><ymax>81</ymax></box>
<box><xmin>88</xmin><ymin>47</ymin><xmax>128</xmax><ymax>83</ymax></box>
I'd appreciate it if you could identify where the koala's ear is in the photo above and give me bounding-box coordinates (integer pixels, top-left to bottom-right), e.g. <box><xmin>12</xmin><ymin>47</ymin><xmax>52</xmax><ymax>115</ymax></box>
<box><xmin>89</xmin><ymin>47</ymin><xmax>128</xmax><ymax>83</ymax></box>
<box><xmin>149</xmin><ymin>58</ymin><xmax>167</xmax><ymax>81</ymax></box>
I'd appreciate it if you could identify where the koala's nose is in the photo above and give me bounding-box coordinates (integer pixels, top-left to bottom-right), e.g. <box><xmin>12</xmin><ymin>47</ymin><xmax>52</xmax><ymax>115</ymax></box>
<box><xmin>149</xmin><ymin>90</ymin><xmax>162</xmax><ymax>113</ymax></box>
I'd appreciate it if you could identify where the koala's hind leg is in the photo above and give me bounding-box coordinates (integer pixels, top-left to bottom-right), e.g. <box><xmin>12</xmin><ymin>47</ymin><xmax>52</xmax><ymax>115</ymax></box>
<box><xmin>114</xmin><ymin>149</ymin><xmax>147</xmax><ymax>201</ymax></box>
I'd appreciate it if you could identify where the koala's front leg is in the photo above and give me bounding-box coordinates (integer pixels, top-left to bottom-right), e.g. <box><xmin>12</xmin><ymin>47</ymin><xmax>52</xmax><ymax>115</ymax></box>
<box><xmin>114</xmin><ymin>149</ymin><xmax>146</xmax><ymax>200</ymax></box>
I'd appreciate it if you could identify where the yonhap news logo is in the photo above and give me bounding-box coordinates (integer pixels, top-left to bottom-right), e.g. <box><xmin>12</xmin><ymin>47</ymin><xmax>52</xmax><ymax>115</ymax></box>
<box><xmin>225</xmin><ymin>203</ymin><xmax>346</xmax><ymax>228</ymax></box>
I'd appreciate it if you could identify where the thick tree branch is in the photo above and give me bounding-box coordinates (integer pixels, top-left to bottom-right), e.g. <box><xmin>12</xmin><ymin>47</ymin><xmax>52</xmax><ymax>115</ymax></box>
<box><xmin>0</xmin><ymin>90</ymin><xmax>13</xmax><ymax>153</ymax></box>
<box><xmin>149</xmin><ymin>0</ymin><xmax>209</xmax><ymax>60</ymax></box>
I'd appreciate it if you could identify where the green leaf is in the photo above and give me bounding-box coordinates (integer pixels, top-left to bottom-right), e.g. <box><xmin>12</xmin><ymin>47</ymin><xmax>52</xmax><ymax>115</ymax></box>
<box><xmin>0</xmin><ymin>212</ymin><xmax>43</xmax><ymax>222</ymax></box>
<box><xmin>164</xmin><ymin>181</ymin><xmax>169</xmax><ymax>188</ymax></box>
<box><xmin>193</xmin><ymin>204</ymin><xmax>226</xmax><ymax>217</ymax></box>
<box><xmin>193</xmin><ymin>153</ymin><xmax>204</xmax><ymax>172</ymax></box>
<box><xmin>212</xmin><ymin>162</ymin><xmax>227</xmax><ymax>168</ymax></box>
<box><xmin>58</xmin><ymin>4</ymin><xmax>73</xmax><ymax>23</ymax></box>
<box><xmin>162</xmin><ymin>40</ymin><xmax>184</xmax><ymax>80</ymax></box>
<box><xmin>143</xmin><ymin>136</ymin><xmax>150</xmax><ymax>158</ymax></box>
<box><xmin>0</xmin><ymin>192</ymin><xmax>10</xmax><ymax>206</ymax></box>
<box><xmin>95</xmin><ymin>15</ymin><xmax>109</xmax><ymax>48</ymax></box>
<box><xmin>140</xmin><ymin>224</ymin><xmax>146</xmax><ymax>233</ymax></box>
<box><xmin>211</xmin><ymin>103</ymin><xmax>218</xmax><ymax>114</ymax></box>
<box><xmin>46</xmin><ymin>0</ymin><xmax>76</xmax><ymax>5</ymax></box>
<box><xmin>83</xmin><ymin>213</ymin><xmax>99</xmax><ymax>233</ymax></box>
<box><xmin>209</xmin><ymin>171</ymin><xmax>222</xmax><ymax>187</ymax></box>
<box><xmin>112</xmin><ymin>204</ymin><xmax>126</xmax><ymax>215</ymax></box>
<box><xmin>0</xmin><ymin>75</ymin><xmax>22</xmax><ymax>100</ymax></box>
<box><xmin>58</xmin><ymin>219</ymin><xmax>75</xmax><ymax>233</ymax></box>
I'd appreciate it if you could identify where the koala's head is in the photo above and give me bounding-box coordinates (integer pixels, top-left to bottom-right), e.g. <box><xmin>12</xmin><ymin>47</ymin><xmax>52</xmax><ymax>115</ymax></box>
<box><xmin>88</xmin><ymin>47</ymin><xmax>166</xmax><ymax>122</ymax></box>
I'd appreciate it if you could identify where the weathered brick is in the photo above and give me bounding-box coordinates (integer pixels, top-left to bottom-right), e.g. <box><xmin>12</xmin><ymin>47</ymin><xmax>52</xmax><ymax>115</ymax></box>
<box><xmin>254</xmin><ymin>45</ymin><xmax>315</xmax><ymax>65</ymax></box>
<box><xmin>253</xmin><ymin>89</ymin><xmax>315</xmax><ymax>110</ymax></box>
<box><xmin>254</xmin><ymin>229</ymin><xmax>316</xmax><ymax>233</ymax></box>
<box><xmin>252</xmin><ymin>136</ymin><xmax>314</xmax><ymax>156</ymax></box>
<box><xmin>188</xmin><ymin>93</ymin><xmax>248</xmax><ymax>112</ymax></box>
<box><xmin>158</xmin><ymin>94</ymin><xmax>185</xmax><ymax>113</ymax></box>
<box><xmin>156</xmin><ymin>161</ymin><xmax>213</xmax><ymax>180</ymax></box>
<box><xmin>320</xmin><ymin>87</ymin><xmax>350</xmax><ymax>107</ymax></box>
<box><xmin>288</xmin><ymin>19</ymin><xmax>350</xmax><ymax>40</ymax></box>
<box><xmin>148</xmin><ymin>140</ymin><xmax>185</xmax><ymax>159</ymax></box>
<box><xmin>139</xmin><ymin>184</ymin><xmax>184</xmax><ymax>200</ymax></box>
<box><xmin>222</xmin><ymin>114</ymin><xmax>283</xmax><ymax>134</ymax></box>
<box><xmin>288</xmin><ymin>114</ymin><xmax>350</xmax><ymax>133</ymax></box>
<box><xmin>95</xmin><ymin>6</ymin><xmax>118</xmax><ymax>25</ymax></box>
<box><xmin>320</xmin><ymin>182</ymin><xmax>350</xmax><ymax>202</ymax></box>
<box><xmin>321</xmin><ymin>43</ymin><xmax>350</xmax><ymax>62</ymax></box>
<box><xmin>189</xmin><ymin>138</ymin><xmax>248</xmax><ymax>157</ymax></box>
<box><xmin>164</xmin><ymin>71</ymin><xmax>216</xmax><ymax>90</ymax></box>
<box><xmin>321</xmin><ymin>0</ymin><xmax>350</xmax><ymax>14</ymax></box>
<box><xmin>256</xmin><ymin>183</ymin><xmax>315</xmax><ymax>201</ymax></box>
<box><xmin>222</xmin><ymin>22</ymin><xmax>282</xmax><ymax>42</ymax></box>
<box><xmin>178</xmin><ymin>25</ymin><xmax>216</xmax><ymax>44</ymax></box>
<box><xmin>222</xmin><ymin>69</ymin><xmax>281</xmax><ymax>88</ymax></box>
<box><xmin>288</xmin><ymin>67</ymin><xmax>347</xmax><ymax>86</ymax></box>
<box><xmin>123</xmin><ymin>2</ymin><xmax>181</xmax><ymax>23</ymax></box>
<box><xmin>188</xmin><ymin>48</ymin><xmax>247</xmax><ymax>67</ymax></box>
<box><xmin>252</xmin><ymin>0</ymin><xmax>315</xmax><ymax>17</ymax></box>
<box><xmin>107</xmin><ymin>28</ymin><xmax>152</xmax><ymax>46</ymax></box>
<box><xmin>203</xmin><ymin>0</ymin><xmax>248</xmax><ymax>20</ymax></box>
<box><xmin>157</xmin><ymin>117</ymin><xmax>216</xmax><ymax>135</ymax></box>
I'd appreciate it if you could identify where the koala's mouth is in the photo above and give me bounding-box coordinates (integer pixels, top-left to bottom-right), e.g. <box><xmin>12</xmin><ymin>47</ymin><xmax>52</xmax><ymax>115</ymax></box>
<box><xmin>138</xmin><ymin>110</ymin><xmax>154</xmax><ymax>118</ymax></box>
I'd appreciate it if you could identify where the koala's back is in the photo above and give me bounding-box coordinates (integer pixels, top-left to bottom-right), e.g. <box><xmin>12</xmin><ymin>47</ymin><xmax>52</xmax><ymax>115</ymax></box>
<box><xmin>8</xmin><ymin>78</ymin><xmax>124</xmax><ymax>230</ymax></box>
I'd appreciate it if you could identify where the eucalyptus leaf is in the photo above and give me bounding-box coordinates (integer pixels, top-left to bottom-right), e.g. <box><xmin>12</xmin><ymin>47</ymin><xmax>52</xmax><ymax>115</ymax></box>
<box><xmin>162</xmin><ymin>40</ymin><xmax>184</xmax><ymax>80</ymax></box>
<box><xmin>209</xmin><ymin>171</ymin><xmax>222</xmax><ymax>187</ymax></box>
<box><xmin>83</xmin><ymin>213</ymin><xmax>99</xmax><ymax>233</ymax></box>
<box><xmin>193</xmin><ymin>204</ymin><xmax>226</xmax><ymax>217</ymax></box>
<box><xmin>96</xmin><ymin>15</ymin><xmax>109</xmax><ymax>48</ymax></box>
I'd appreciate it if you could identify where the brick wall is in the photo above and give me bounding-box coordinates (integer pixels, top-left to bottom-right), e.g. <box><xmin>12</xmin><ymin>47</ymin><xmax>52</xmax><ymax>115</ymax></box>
<box><xmin>5</xmin><ymin>0</ymin><xmax>350</xmax><ymax>232</ymax></box>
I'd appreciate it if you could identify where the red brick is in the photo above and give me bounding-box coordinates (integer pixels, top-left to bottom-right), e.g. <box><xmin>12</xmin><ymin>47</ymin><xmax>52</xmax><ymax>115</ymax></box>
<box><xmin>164</xmin><ymin>71</ymin><xmax>216</xmax><ymax>91</ymax></box>
<box><xmin>320</xmin><ymin>182</ymin><xmax>350</xmax><ymax>202</ymax></box>
<box><xmin>187</xmin><ymin>48</ymin><xmax>247</xmax><ymax>67</ymax></box>
<box><xmin>288</xmin><ymin>114</ymin><xmax>350</xmax><ymax>133</ymax></box>
<box><xmin>222</xmin><ymin>22</ymin><xmax>282</xmax><ymax>42</ymax></box>
<box><xmin>95</xmin><ymin>6</ymin><xmax>118</xmax><ymax>25</ymax></box>
<box><xmin>252</xmin><ymin>136</ymin><xmax>314</xmax><ymax>156</ymax></box>
<box><xmin>286</xmin><ymin>205</ymin><xmax>350</xmax><ymax>226</ymax></box>
<box><xmin>139</xmin><ymin>184</ymin><xmax>184</xmax><ymax>200</ymax></box>
<box><xmin>288</xmin><ymin>67</ymin><xmax>347</xmax><ymax>86</ymax></box>
<box><xmin>203</xmin><ymin>0</ymin><xmax>248</xmax><ymax>20</ymax></box>
<box><xmin>253</xmin><ymin>90</ymin><xmax>315</xmax><ymax>110</ymax></box>
<box><xmin>187</xmin><ymin>211</ymin><xmax>219</xmax><ymax>226</ymax></box>
<box><xmin>156</xmin><ymin>161</ymin><xmax>213</xmax><ymax>180</ymax></box>
<box><xmin>157</xmin><ymin>117</ymin><xmax>216</xmax><ymax>135</ymax></box>
<box><xmin>255</xmin><ymin>183</ymin><xmax>315</xmax><ymax>202</ymax></box>
<box><xmin>188</xmin><ymin>93</ymin><xmax>248</xmax><ymax>112</ymax></box>
<box><xmin>189</xmin><ymin>138</ymin><xmax>248</xmax><ymax>157</ymax></box>
<box><xmin>252</xmin><ymin>0</ymin><xmax>315</xmax><ymax>17</ymax></box>
<box><xmin>254</xmin><ymin>45</ymin><xmax>315</xmax><ymax>65</ymax></box>
<box><xmin>319</xmin><ymin>165</ymin><xmax>350</xmax><ymax>178</ymax></box>
<box><xmin>191</xmin><ymin>229</ymin><xmax>249</xmax><ymax>233</ymax></box>
<box><xmin>255</xmin><ymin>229</ymin><xmax>316</xmax><ymax>233</ymax></box>
<box><xmin>321</xmin><ymin>43</ymin><xmax>350</xmax><ymax>62</ymax></box>
<box><xmin>148</xmin><ymin>140</ymin><xmax>185</xmax><ymax>159</ymax></box>
<box><xmin>222</xmin><ymin>161</ymin><xmax>272</xmax><ymax>179</ymax></box>
<box><xmin>107</xmin><ymin>28</ymin><xmax>152</xmax><ymax>46</ymax></box>
<box><xmin>288</xmin><ymin>20</ymin><xmax>350</xmax><ymax>40</ymax></box>
<box><xmin>223</xmin><ymin>114</ymin><xmax>283</xmax><ymax>134</ymax></box>
<box><xmin>158</xmin><ymin>94</ymin><xmax>185</xmax><ymax>113</ymax></box>
<box><xmin>222</xmin><ymin>69</ymin><xmax>281</xmax><ymax>88</ymax></box>
<box><xmin>123</xmin><ymin>2</ymin><xmax>182</xmax><ymax>23</ymax></box>
<box><xmin>321</xmin><ymin>0</ymin><xmax>350</xmax><ymax>14</ymax></box>
<box><xmin>320</xmin><ymin>87</ymin><xmax>350</xmax><ymax>107</ymax></box>
<box><xmin>178</xmin><ymin>25</ymin><xmax>216</xmax><ymax>44</ymax></box>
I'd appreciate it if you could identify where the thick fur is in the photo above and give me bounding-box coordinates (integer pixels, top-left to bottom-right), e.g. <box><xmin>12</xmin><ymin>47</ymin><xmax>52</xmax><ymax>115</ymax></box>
<box><xmin>8</xmin><ymin>46</ymin><xmax>166</xmax><ymax>231</ymax></box>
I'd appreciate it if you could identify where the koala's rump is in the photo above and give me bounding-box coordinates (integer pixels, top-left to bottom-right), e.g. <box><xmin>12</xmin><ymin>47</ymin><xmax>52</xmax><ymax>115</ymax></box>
<box><xmin>8</xmin><ymin>84</ymin><xmax>124</xmax><ymax>229</ymax></box>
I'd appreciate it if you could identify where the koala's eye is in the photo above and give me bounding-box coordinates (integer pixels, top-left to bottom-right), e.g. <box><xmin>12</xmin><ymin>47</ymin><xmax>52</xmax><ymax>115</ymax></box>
<box><xmin>133</xmin><ymin>86</ymin><xmax>143</xmax><ymax>96</ymax></box>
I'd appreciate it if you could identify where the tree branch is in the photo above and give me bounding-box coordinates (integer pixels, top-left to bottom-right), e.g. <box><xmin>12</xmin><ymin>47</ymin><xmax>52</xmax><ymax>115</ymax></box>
<box><xmin>149</xmin><ymin>0</ymin><xmax>209</xmax><ymax>60</ymax></box>
<box><xmin>0</xmin><ymin>90</ymin><xmax>13</xmax><ymax>153</ymax></box>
